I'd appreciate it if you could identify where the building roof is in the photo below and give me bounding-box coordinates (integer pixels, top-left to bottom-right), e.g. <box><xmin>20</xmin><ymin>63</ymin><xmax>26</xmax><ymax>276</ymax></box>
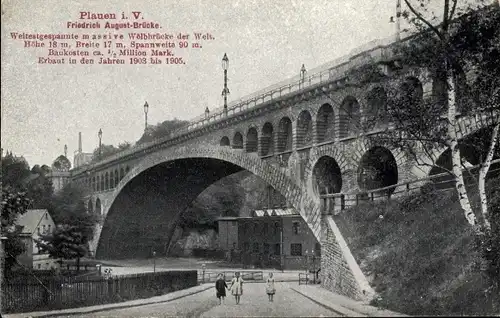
<box><xmin>253</xmin><ymin>208</ymin><xmax>298</xmax><ymax>217</ymax></box>
<box><xmin>216</xmin><ymin>216</ymin><xmax>240</xmax><ymax>221</ymax></box>
<box><xmin>216</xmin><ymin>208</ymin><xmax>300</xmax><ymax>221</ymax></box>
<box><xmin>15</xmin><ymin>209</ymin><xmax>50</xmax><ymax>234</ymax></box>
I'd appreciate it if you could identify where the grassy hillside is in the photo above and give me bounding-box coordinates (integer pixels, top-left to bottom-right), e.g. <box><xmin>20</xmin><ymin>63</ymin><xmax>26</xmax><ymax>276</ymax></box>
<box><xmin>334</xmin><ymin>177</ymin><xmax>500</xmax><ymax>316</ymax></box>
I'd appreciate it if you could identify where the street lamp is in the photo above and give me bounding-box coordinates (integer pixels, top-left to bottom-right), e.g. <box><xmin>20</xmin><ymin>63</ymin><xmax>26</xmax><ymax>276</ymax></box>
<box><xmin>98</xmin><ymin>129</ymin><xmax>103</xmax><ymax>158</ymax></box>
<box><xmin>143</xmin><ymin>101</ymin><xmax>149</xmax><ymax>132</ymax></box>
<box><xmin>221</xmin><ymin>53</ymin><xmax>230</xmax><ymax>116</ymax></box>
<box><xmin>390</xmin><ymin>0</ymin><xmax>402</xmax><ymax>42</ymax></box>
<box><xmin>300</xmin><ymin>64</ymin><xmax>307</xmax><ymax>89</ymax></box>
<box><xmin>201</xmin><ymin>263</ymin><xmax>206</xmax><ymax>283</ymax></box>
<box><xmin>152</xmin><ymin>250</ymin><xmax>156</xmax><ymax>273</ymax></box>
<box><xmin>311</xmin><ymin>250</ymin><xmax>317</xmax><ymax>283</ymax></box>
<box><xmin>305</xmin><ymin>250</ymin><xmax>309</xmax><ymax>274</ymax></box>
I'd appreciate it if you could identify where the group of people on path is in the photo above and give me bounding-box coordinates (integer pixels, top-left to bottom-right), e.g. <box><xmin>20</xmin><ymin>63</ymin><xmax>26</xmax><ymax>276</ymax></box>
<box><xmin>215</xmin><ymin>272</ymin><xmax>276</xmax><ymax>305</ymax></box>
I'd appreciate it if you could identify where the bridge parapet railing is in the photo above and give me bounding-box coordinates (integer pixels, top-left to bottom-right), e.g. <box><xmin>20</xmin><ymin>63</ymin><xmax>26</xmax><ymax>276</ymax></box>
<box><xmin>72</xmin><ymin>33</ymin><xmax>414</xmax><ymax>176</ymax></box>
<box><xmin>320</xmin><ymin>158</ymin><xmax>500</xmax><ymax>213</ymax></box>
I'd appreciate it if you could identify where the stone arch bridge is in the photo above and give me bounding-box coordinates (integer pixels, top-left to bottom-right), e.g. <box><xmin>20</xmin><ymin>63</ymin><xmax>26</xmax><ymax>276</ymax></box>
<box><xmin>70</xmin><ymin>34</ymin><xmax>499</xmax><ymax>300</ymax></box>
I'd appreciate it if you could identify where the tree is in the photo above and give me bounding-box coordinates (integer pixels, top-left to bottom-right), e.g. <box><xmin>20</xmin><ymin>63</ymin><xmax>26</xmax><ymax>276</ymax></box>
<box><xmin>136</xmin><ymin>119</ymin><xmax>189</xmax><ymax>144</ymax></box>
<box><xmin>90</xmin><ymin>144</ymin><xmax>121</xmax><ymax>162</ymax></box>
<box><xmin>118</xmin><ymin>141</ymin><xmax>132</xmax><ymax>151</ymax></box>
<box><xmin>1</xmin><ymin>186</ymin><xmax>32</xmax><ymax>274</ymax></box>
<box><xmin>36</xmin><ymin>225</ymin><xmax>88</xmax><ymax>272</ymax></box>
<box><xmin>398</xmin><ymin>1</ymin><xmax>499</xmax><ymax>233</ymax></box>
<box><xmin>1</xmin><ymin>152</ymin><xmax>31</xmax><ymax>190</ymax></box>
<box><xmin>50</xmin><ymin>183</ymin><xmax>98</xmax><ymax>239</ymax></box>
<box><xmin>36</xmin><ymin>183</ymin><xmax>98</xmax><ymax>270</ymax></box>
<box><xmin>26</xmin><ymin>172</ymin><xmax>54</xmax><ymax>209</ymax></box>
<box><xmin>341</xmin><ymin>0</ymin><xmax>500</xmax><ymax>296</ymax></box>
<box><xmin>90</xmin><ymin>141</ymin><xmax>133</xmax><ymax>163</ymax></box>
<box><xmin>348</xmin><ymin>2</ymin><xmax>499</xmax><ymax>234</ymax></box>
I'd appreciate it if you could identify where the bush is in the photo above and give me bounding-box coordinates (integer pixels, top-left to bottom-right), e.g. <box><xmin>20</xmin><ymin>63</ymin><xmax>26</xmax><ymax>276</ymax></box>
<box><xmin>334</xmin><ymin>176</ymin><xmax>500</xmax><ymax>315</ymax></box>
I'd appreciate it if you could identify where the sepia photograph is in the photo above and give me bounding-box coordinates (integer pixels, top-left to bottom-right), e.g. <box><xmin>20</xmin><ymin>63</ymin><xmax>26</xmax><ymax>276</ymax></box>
<box><xmin>1</xmin><ymin>0</ymin><xmax>499</xmax><ymax>317</ymax></box>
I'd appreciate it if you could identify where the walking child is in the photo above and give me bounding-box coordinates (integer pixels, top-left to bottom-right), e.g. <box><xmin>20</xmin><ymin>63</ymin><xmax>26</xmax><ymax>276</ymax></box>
<box><xmin>266</xmin><ymin>272</ymin><xmax>276</xmax><ymax>302</ymax></box>
<box><xmin>230</xmin><ymin>271</ymin><xmax>244</xmax><ymax>304</ymax></box>
<box><xmin>215</xmin><ymin>273</ymin><xmax>228</xmax><ymax>305</ymax></box>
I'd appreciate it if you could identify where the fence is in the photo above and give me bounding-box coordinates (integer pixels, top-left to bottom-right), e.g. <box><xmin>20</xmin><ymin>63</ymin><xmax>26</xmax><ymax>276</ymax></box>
<box><xmin>197</xmin><ymin>271</ymin><xmax>263</xmax><ymax>284</ymax></box>
<box><xmin>1</xmin><ymin>270</ymin><xmax>197</xmax><ymax>314</ymax></box>
<box><xmin>298</xmin><ymin>272</ymin><xmax>320</xmax><ymax>285</ymax></box>
<box><xmin>321</xmin><ymin>158</ymin><xmax>500</xmax><ymax>213</ymax></box>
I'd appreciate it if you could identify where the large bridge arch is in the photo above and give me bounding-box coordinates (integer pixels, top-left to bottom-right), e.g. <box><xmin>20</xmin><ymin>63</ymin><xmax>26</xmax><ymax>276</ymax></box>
<box><xmin>93</xmin><ymin>146</ymin><xmax>322</xmax><ymax>259</ymax></box>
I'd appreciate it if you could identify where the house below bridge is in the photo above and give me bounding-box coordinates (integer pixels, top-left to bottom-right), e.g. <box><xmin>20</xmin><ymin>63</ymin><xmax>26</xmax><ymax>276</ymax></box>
<box><xmin>15</xmin><ymin>209</ymin><xmax>59</xmax><ymax>270</ymax></box>
<box><xmin>217</xmin><ymin>208</ymin><xmax>320</xmax><ymax>270</ymax></box>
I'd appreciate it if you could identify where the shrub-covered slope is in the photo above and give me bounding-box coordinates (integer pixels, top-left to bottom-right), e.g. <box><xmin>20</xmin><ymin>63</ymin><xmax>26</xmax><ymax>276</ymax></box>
<box><xmin>334</xmin><ymin>177</ymin><xmax>500</xmax><ymax>316</ymax></box>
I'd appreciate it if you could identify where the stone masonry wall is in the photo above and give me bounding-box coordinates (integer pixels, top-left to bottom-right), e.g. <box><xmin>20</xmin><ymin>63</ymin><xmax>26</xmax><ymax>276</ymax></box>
<box><xmin>321</xmin><ymin>225</ymin><xmax>366</xmax><ymax>300</ymax></box>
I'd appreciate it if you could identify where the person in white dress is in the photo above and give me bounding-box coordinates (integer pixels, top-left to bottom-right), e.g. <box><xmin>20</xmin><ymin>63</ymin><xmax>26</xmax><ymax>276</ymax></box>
<box><xmin>266</xmin><ymin>272</ymin><xmax>276</xmax><ymax>302</ymax></box>
<box><xmin>230</xmin><ymin>272</ymin><xmax>244</xmax><ymax>304</ymax></box>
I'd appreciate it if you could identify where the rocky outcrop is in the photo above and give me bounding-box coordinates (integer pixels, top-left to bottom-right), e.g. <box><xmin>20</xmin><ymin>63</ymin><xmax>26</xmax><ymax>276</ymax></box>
<box><xmin>169</xmin><ymin>228</ymin><xmax>218</xmax><ymax>257</ymax></box>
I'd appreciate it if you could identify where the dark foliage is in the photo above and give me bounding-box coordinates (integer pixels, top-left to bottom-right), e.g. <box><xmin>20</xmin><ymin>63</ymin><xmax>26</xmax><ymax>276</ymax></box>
<box><xmin>335</xmin><ymin>176</ymin><xmax>500</xmax><ymax>315</ymax></box>
<box><xmin>1</xmin><ymin>186</ymin><xmax>33</xmax><ymax>273</ymax></box>
<box><xmin>137</xmin><ymin>119</ymin><xmax>189</xmax><ymax>145</ymax></box>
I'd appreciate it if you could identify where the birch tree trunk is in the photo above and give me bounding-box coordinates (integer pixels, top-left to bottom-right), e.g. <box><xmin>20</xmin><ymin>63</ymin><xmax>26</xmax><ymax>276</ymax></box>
<box><xmin>447</xmin><ymin>71</ymin><xmax>477</xmax><ymax>227</ymax></box>
<box><xmin>478</xmin><ymin>122</ymin><xmax>499</xmax><ymax>233</ymax></box>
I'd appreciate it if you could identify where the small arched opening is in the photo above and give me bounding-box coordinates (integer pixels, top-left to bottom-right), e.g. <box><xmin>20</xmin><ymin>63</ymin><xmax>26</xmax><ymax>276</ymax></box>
<box><xmin>297</xmin><ymin>110</ymin><xmax>313</xmax><ymax>148</ymax></box>
<box><xmin>105</xmin><ymin>172</ymin><xmax>109</xmax><ymax>190</ymax></box>
<box><xmin>95</xmin><ymin>198</ymin><xmax>102</xmax><ymax>215</ymax></box>
<box><xmin>316</xmin><ymin>104</ymin><xmax>335</xmax><ymax>144</ymax></box>
<box><xmin>87</xmin><ymin>199</ymin><xmax>94</xmax><ymax>214</ymax></box>
<box><xmin>246</xmin><ymin>128</ymin><xmax>258</xmax><ymax>153</ymax></box>
<box><xmin>260</xmin><ymin>122</ymin><xmax>274</xmax><ymax>156</ymax></box>
<box><xmin>114</xmin><ymin>170</ymin><xmax>119</xmax><ymax>188</ymax></box>
<box><xmin>339</xmin><ymin>96</ymin><xmax>361</xmax><ymax>138</ymax></box>
<box><xmin>277</xmin><ymin>117</ymin><xmax>293</xmax><ymax>152</ymax></box>
<box><xmin>232</xmin><ymin>132</ymin><xmax>244</xmax><ymax>149</ymax></box>
<box><xmin>312</xmin><ymin>156</ymin><xmax>343</xmax><ymax>196</ymax></box>
<box><xmin>400</xmin><ymin>76</ymin><xmax>424</xmax><ymax>109</ymax></box>
<box><xmin>357</xmin><ymin>146</ymin><xmax>398</xmax><ymax>195</ymax></box>
<box><xmin>366</xmin><ymin>86</ymin><xmax>388</xmax><ymax>127</ymax></box>
<box><xmin>220</xmin><ymin>136</ymin><xmax>230</xmax><ymax>147</ymax></box>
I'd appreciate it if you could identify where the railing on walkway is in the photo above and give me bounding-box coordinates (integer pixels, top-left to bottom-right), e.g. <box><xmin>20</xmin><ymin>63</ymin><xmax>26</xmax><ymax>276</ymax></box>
<box><xmin>298</xmin><ymin>272</ymin><xmax>320</xmax><ymax>285</ymax></box>
<box><xmin>1</xmin><ymin>270</ymin><xmax>197</xmax><ymax>314</ymax></box>
<box><xmin>320</xmin><ymin>158</ymin><xmax>500</xmax><ymax>213</ymax></box>
<box><xmin>197</xmin><ymin>271</ymin><xmax>263</xmax><ymax>284</ymax></box>
<box><xmin>72</xmin><ymin>32</ymin><xmax>417</xmax><ymax>176</ymax></box>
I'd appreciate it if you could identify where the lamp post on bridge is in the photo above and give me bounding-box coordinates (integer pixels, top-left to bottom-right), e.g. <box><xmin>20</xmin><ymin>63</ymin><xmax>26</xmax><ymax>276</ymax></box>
<box><xmin>98</xmin><ymin>128</ymin><xmax>103</xmax><ymax>158</ymax></box>
<box><xmin>390</xmin><ymin>0</ymin><xmax>402</xmax><ymax>42</ymax></box>
<box><xmin>300</xmin><ymin>64</ymin><xmax>307</xmax><ymax>89</ymax></box>
<box><xmin>221</xmin><ymin>53</ymin><xmax>230</xmax><ymax>116</ymax></box>
<box><xmin>205</xmin><ymin>106</ymin><xmax>210</xmax><ymax>119</ymax></box>
<box><xmin>143</xmin><ymin>101</ymin><xmax>149</xmax><ymax>132</ymax></box>
<box><xmin>152</xmin><ymin>250</ymin><xmax>156</xmax><ymax>273</ymax></box>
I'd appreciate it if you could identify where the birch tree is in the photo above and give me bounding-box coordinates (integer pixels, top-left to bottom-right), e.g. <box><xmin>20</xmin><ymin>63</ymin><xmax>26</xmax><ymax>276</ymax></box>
<box><xmin>365</xmin><ymin>1</ymin><xmax>500</xmax><ymax>234</ymax></box>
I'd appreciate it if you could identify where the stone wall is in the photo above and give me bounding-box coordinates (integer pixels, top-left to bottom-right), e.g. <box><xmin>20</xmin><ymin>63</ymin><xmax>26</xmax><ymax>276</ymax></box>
<box><xmin>320</xmin><ymin>216</ymin><xmax>375</xmax><ymax>301</ymax></box>
<box><xmin>320</xmin><ymin>224</ymin><xmax>366</xmax><ymax>300</ymax></box>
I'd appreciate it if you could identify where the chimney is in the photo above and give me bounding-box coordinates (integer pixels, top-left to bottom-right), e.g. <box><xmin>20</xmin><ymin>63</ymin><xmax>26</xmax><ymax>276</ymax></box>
<box><xmin>78</xmin><ymin>132</ymin><xmax>82</xmax><ymax>152</ymax></box>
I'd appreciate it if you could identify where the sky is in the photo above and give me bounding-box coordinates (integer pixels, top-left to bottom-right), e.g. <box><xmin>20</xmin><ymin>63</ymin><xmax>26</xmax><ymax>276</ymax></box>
<box><xmin>0</xmin><ymin>0</ymin><xmax>460</xmax><ymax>167</ymax></box>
